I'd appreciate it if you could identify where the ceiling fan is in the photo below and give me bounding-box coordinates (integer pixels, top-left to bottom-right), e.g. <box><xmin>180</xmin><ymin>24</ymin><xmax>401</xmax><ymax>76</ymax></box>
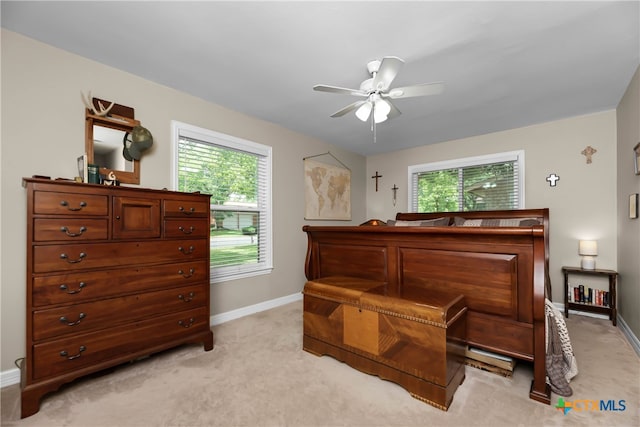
<box><xmin>313</xmin><ymin>56</ymin><xmax>444</xmax><ymax>125</ymax></box>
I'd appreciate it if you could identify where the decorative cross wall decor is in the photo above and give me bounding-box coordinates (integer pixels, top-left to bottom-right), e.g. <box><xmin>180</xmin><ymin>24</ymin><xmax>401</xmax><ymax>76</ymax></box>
<box><xmin>371</xmin><ymin>171</ymin><xmax>382</xmax><ymax>192</ymax></box>
<box><xmin>391</xmin><ymin>184</ymin><xmax>398</xmax><ymax>206</ymax></box>
<box><xmin>581</xmin><ymin>145</ymin><xmax>597</xmax><ymax>164</ymax></box>
<box><xmin>546</xmin><ymin>173</ymin><xmax>560</xmax><ymax>187</ymax></box>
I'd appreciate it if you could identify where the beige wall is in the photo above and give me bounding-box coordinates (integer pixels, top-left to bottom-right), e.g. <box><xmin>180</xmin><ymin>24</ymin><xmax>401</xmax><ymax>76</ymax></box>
<box><xmin>616</xmin><ymin>66</ymin><xmax>640</xmax><ymax>339</ymax></box>
<box><xmin>0</xmin><ymin>30</ymin><xmax>367</xmax><ymax>373</ymax></box>
<box><xmin>366</xmin><ymin>110</ymin><xmax>618</xmax><ymax>305</ymax></box>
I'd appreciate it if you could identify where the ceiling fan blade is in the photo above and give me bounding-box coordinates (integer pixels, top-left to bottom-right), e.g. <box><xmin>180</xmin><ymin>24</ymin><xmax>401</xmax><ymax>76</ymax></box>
<box><xmin>330</xmin><ymin>100</ymin><xmax>367</xmax><ymax>118</ymax></box>
<box><xmin>371</xmin><ymin>56</ymin><xmax>404</xmax><ymax>91</ymax></box>
<box><xmin>387</xmin><ymin>82</ymin><xmax>445</xmax><ymax>99</ymax></box>
<box><xmin>313</xmin><ymin>84</ymin><xmax>367</xmax><ymax>97</ymax></box>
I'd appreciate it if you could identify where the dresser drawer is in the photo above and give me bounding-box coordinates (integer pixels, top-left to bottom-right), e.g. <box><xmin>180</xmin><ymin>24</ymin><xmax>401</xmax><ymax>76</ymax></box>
<box><xmin>32</xmin><ymin>307</ymin><xmax>210</xmax><ymax>380</ymax></box>
<box><xmin>32</xmin><ymin>260</ymin><xmax>209</xmax><ymax>306</ymax></box>
<box><xmin>33</xmin><ymin>239</ymin><xmax>209</xmax><ymax>273</ymax></box>
<box><xmin>164</xmin><ymin>199</ymin><xmax>209</xmax><ymax>218</ymax></box>
<box><xmin>164</xmin><ymin>218</ymin><xmax>210</xmax><ymax>238</ymax></box>
<box><xmin>33</xmin><ymin>218</ymin><xmax>108</xmax><ymax>242</ymax></box>
<box><xmin>33</xmin><ymin>284</ymin><xmax>207</xmax><ymax>341</ymax></box>
<box><xmin>33</xmin><ymin>191</ymin><xmax>108</xmax><ymax>216</ymax></box>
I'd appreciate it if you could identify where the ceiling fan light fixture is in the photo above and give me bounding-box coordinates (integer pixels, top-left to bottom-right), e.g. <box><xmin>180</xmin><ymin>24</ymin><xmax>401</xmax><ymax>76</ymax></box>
<box><xmin>355</xmin><ymin>101</ymin><xmax>372</xmax><ymax>122</ymax></box>
<box><xmin>374</xmin><ymin>111</ymin><xmax>388</xmax><ymax>124</ymax></box>
<box><xmin>374</xmin><ymin>98</ymin><xmax>391</xmax><ymax>119</ymax></box>
<box><xmin>369</xmin><ymin>97</ymin><xmax>390</xmax><ymax>123</ymax></box>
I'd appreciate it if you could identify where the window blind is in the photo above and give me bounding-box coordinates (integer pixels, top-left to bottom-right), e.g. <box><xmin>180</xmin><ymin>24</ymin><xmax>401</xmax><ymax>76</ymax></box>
<box><xmin>174</xmin><ymin>123</ymin><xmax>272</xmax><ymax>282</ymax></box>
<box><xmin>409</xmin><ymin>151</ymin><xmax>523</xmax><ymax>212</ymax></box>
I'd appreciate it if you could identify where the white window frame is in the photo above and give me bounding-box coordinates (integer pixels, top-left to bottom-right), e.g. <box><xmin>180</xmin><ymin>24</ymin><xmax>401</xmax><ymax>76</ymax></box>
<box><xmin>171</xmin><ymin>121</ymin><xmax>273</xmax><ymax>283</ymax></box>
<box><xmin>408</xmin><ymin>150</ymin><xmax>525</xmax><ymax>212</ymax></box>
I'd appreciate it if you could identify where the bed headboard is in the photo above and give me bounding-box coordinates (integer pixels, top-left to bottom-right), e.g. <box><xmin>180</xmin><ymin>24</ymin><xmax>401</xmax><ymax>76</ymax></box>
<box><xmin>396</xmin><ymin>208</ymin><xmax>551</xmax><ymax>298</ymax></box>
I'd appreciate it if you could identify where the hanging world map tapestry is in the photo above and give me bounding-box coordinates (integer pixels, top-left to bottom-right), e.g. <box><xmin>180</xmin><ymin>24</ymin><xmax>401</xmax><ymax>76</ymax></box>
<box><xmin>304</xmin><ymin>158</ymin><xmax>351</xmax><ymax>220</ymax></box>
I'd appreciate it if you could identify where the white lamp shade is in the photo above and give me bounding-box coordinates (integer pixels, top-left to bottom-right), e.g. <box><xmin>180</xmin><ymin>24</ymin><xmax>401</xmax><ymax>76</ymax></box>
<box><xmin>579</xmin><ymin>240</ymin><xmax>598</xmax><ymax>256</ymax></box>
<box><xmin>355</xmin><ymin>101</ymin><xmax>372</xmax><ymax>122</ymax></box>
<box><xmin>373</xmin><ymin>99</ymin><xmax>391</xmax><ymax>123</ymax></box>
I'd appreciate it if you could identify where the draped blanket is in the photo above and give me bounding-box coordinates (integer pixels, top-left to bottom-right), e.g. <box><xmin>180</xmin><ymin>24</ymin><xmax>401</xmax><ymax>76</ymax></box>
<box><xmin>545</xmin><ymin>299</ymin><xmax>578</xmax><ymax>396</ymax></box>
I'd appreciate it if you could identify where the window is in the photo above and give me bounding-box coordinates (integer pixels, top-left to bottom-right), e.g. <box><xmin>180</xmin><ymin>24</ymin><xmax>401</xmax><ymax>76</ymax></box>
<box><xmin>408</xmin><ymin>151</ymin><xmax>524</xmax><ymax>212</ymax></box>
<box><xmin>172</xmin><ymin>121</ymin><xmax>272</xmax><ymax>282</ymax></box>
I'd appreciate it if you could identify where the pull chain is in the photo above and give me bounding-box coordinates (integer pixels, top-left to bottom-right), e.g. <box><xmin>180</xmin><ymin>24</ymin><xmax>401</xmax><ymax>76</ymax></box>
<box><xmin>371</xmin><ymin>101</ymin><xmax>377</xmax><ymax>143</ymax></box>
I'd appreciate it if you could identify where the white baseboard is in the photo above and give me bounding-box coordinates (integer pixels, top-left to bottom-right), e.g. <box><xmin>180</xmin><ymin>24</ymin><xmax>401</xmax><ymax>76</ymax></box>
<box><xmin>0</xmin><ymin>292</ymin><xmax>303</xmax><ymax>389</ymax></box>
<box><xmin>617</xmin><ymin>315</ymin><xmax>640</xmax><ymax>357</ymax></box>
<box><xmin>1</xmin><ymin>368</ymin><xmax>20</xmax><ymax>388</ymax></box>
<box><xmin>210</xmin><ymin>291</ymin><xmax>302</xmax><ymax>326</ymax></box>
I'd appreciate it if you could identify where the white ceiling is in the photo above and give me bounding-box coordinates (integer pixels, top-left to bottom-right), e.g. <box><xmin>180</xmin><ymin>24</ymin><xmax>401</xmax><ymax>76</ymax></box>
<box><xmin>2</xmin><ymin>1</ymin><xmax>639</xmax><ymax>156</ymax></box>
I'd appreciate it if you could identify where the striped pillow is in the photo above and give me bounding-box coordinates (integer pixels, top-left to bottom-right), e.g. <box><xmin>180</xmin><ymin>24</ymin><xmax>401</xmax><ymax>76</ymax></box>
<box><xmin>461</xmin><ymin>218</ymin><xmax>541</xmax><ymax>227</ymax></box>
<box><xmin>389</xmin><ymin>217</ymin><xmax>450</xmax><ymax>227</ymax></box>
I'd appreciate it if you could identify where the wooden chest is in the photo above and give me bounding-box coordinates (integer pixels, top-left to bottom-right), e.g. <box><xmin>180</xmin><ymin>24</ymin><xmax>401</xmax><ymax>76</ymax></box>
<box><xmin>303</xmin><ymin>276</ymin><xmax>467</xmax><ymax>410</ymax></box>
<box><xmin>22</xmin><ymin>178</ymin><xmax>214</xmax><ymax>418</ymax></box>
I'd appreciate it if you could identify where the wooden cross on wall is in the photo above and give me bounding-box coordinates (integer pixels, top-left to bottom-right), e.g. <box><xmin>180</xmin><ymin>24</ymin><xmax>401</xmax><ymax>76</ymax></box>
<box><xmin>581</xmin><ymin>145</ymin><xmax>597</xmax><ymax>164</ymax></box>
<box><xmin>372</xmin><ymin>171</ymin><xmax>382</xmax><ymax>192</ymax></box>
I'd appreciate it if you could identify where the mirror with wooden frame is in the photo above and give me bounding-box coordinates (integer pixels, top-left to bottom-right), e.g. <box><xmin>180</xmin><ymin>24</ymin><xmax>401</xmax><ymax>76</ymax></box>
<box><xmin>85</xmin><ymin>99</ymin><xmax>140</xmax><ymax>184</ymax></box>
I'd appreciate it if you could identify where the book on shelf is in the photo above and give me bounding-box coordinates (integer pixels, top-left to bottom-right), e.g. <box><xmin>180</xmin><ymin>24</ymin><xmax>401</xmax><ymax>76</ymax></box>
<box><xmin>569</xmin><ymin>285</ymin><xmax>609</xmax><ymax>307</ymax></box>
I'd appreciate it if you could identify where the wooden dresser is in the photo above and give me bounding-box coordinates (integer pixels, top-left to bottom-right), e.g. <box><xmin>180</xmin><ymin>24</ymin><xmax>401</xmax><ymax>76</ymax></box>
<box><xmin>21</xmin><ymin>178</ymin><xmax>214</xmax><ymax>418</ymax></box>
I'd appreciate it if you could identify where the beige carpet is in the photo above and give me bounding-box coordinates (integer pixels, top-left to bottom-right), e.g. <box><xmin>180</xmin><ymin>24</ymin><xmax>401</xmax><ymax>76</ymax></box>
<box><xmin>2</xmin><ymin>301</ymin><xmax>639</xmax><ymax>427</ymax></box>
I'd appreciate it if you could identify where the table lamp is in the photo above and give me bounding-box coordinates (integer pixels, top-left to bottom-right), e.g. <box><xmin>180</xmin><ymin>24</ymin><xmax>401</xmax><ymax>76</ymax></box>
<box><xmin>579</xmin><ymin>240</ymin><xmax>597</xmax><ymax>270</ymax></box>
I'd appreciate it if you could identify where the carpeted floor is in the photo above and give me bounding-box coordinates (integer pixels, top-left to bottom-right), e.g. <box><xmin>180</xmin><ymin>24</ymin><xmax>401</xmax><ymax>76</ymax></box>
<box><xmin>2</xmin><ymin>301</ymin><xmax>639</xmax><ymax>426</ymax></box>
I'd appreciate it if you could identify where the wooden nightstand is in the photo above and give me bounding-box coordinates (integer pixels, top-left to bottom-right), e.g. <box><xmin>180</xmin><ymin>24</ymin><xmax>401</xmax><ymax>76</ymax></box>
<box><xmin>562</xmin><ymin>266</ymin><xmax>618</xmax><ymax>326</ymax></box>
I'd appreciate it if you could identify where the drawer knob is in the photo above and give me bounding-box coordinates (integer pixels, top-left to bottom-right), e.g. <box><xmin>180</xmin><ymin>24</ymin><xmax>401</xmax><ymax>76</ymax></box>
<box><xmin>59</xmin><ymin>282</ymin><xmax>86</xmax><ymax>294</ymax></box>
<box><xmin>60</xmin><ymin>226</ymin><xmax>87</xmax><ymax>237</ymax></box>
<box><xmin>60</xmin><ymin>345</ymin><xmax>86</xmax><ymax>360</ymax></box>
<box><xmin>178</xmin><ymin>246</ymin><xmax>195</xmax><ymax>255</ymax></box>
<box><xmin>60</xmin><ymin>252</ymin><xmax>87</xmax><ymax>264</ymax></box>
<box><xmin>178</xmin><ymin>206</ymin><xmax>196</xmax><ymax>215</ymax></box>
<box><xmin>60</xmin><ymin>200</ymin><xmax>87</xmax><ymax>211</ymax></box>
<box><xmin>59</xmin><ymin>312</ymin><xmax>86</xmax><ymax>326</ymax></box>
<box><xmin>178</xmin><ymin>226</ymin><xmax>195</xmax><ymax>235</ymax></box>
<box><xmin>178</xmin><ymin>292</ymin><xmax>195</xmax><ymax>303</ymax></box>
<box><xmin>178</xmin><ymin>268</ymin><xmax>195</xmax><ymax>278</ymax></box>
<box><xmin>178</xmin><ymin>318</ymin><xmax>195</xmax><ymax>328</ymax></box>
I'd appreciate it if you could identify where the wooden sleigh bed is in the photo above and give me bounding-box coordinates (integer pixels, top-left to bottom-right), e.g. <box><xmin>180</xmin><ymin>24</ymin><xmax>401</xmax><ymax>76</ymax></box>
<box><xmin>302</xmin><ymin>208</ymin><xmax>551</xmax><ymax>405</ymax></box>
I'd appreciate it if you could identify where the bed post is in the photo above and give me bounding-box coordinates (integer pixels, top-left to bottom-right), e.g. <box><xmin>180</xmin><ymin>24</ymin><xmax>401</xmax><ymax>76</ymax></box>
<box><xmin>529</xmin><ymin>226</ymin><xmax>551</xmax><ymax>404</ymax></box>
